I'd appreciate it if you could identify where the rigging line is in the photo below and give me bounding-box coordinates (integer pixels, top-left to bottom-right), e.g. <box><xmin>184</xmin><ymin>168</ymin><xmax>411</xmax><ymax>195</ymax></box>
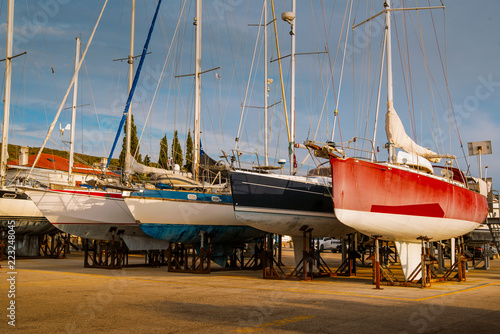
<box><xmin>401</xmin><ymin>1</ymin><xmax>417</xmax><ymax>142</ymax></box>
<box><xmin>355</xmin><ymin>1</ymin><xmax>371</xmax><ymax>143</ymax></box>
<box><xmin>29</xmin><ymin>0</ymin><xmax>63</xmax><ymax>103</ymax></box>
<box><xmin>27</xmin><ymin>0</ymin><xmax>110</xmax><ymax>178</ymax></box>
<box><xmin>270</xmin><ymin>0</ymin><xmax>290</xmax><ymax>145</ymax></box>
<box><xmin>135</xmin><ymin>0</ymin><xmax>187</xmax><ymax>165</ymax></box>
<box><xmin>106</xmin><ymin>0</ymin><xmax>163</xmax><ymax>168</ymax></box>
<box><xmin>405</xmin><ymin>2</ymin><xmax>417</xmax><ymax>142</ymax></box>
<box><xmin>361</xmin><ymin>5</ymin><xmax>377</xmax><ymax>155</ymax></box>
<box><xmin>333</xmin><ymin>0</ymin><xmax>353</xmax><ymax>120</ymax></box>
<box><xmin>81</xmin><ymin>56</ymin><xmax>106</xmax><ymax>156</ymax></box>
<box><xmin>405</xmin><ymin>13</ymin><xmax>447</xmax><ymax>120</ymax></box>
<box><xmin>220</xmin><ymin>1</ymin><xmax>254</xmax><ymax>152</ymax></box>
<box><xmin>221</xmin><ymin>1</ymin><xmax>243</xmax><ymax>116</ymax></box>
<box><xmin>308</xmin><ymin>0</ymin><xmax>319</xmax><ymax>136</ymax></box>
<box><xmin>108</xmin><ymin>0</ymin><xmax>126</xmax><ymax>153</ymax></box>
<box><xmin>234</xmin><ymin>1</ymin><xmax>265</xmax><ymax>152</ymax></box>
<box><xmin>320</xmin><ymin>0</ymin><xmax>342</xmax><ymax>143</ymax></box>
<box><xmin>428</xmin><ymin>2</ymin><xmax>463</xmax><ymax>152</ymax></box>
<box><xmin>407</xmin><ymin>10</ymin><xmax>443</xmax><ymax>152</ymax></box>
<box><xmin>392</xmin><ymin>7</ymin><xmax>415</xmax><ymax>142</ymax></box>
<box><xmin>321</xmin><ymin>0</ymin><xmax>336</xmax><ymax>140</ymax></box>
<box><xmin>320</xmin><ymin>0</ymin><xmax>339</xmax><ymax>107</ymax></box>
<box><xmin>414</xmin><ymin>3</ymin><xmax>438</xmax><ymax>150</ymax></box>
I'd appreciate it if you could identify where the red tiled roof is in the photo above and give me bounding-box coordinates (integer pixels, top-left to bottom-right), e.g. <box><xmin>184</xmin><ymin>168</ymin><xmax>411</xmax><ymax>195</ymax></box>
<box><xmin>7</xmin><ymin>153</ymin><xmax>118</xmax><ymax>176</ymax></box>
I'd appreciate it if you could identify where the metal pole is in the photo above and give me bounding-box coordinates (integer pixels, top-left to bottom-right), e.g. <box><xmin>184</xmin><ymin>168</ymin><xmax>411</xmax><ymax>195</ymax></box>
<box><xmin>371</xmin><ymin>29</ymin><xmax>387</xmax><ymax>162</ymax></box>
<box><xmin>125</xmin><ymin>0</ymin><xmax>136</xmax><ymax>179</ymax></box>
<box><xmin>420</xmin><ymin>238</ymin><xmax>426</xmax><ymax>288</ymax></box>
<box><xmin>289</xmin><ymin>0</ymin><xmax>296</xmax><ymax>175</ymax></box>
<box><xmin>69</xmin><ymin>37</ymin><xmax>81</xmax><ymax>185</ymax></box>
<box><xmin>264</xmin><ymin>0</ymin><xmax>269</xmax><ymax>166</ymax></box>
<box><xmin>451</xmin><ymin>237</ymin><xmax>455</xmax><ymax>266</ymax></box>
<box><xmin>478</xmin><ymin>149</ymin><xmax>482</xmax><ymax>179</ymax></box>
<box><xmin>385</xmin><ymin>1</ymin><xmax>395</xmax><ymax>163</ymax></box>
<box><xmin>193</xmin><ymin>0</ymin><xmax>202</xmax><ymax>182</ymax></box>
<box><xmin>374</xmin><ymin>237</ymin><xmax>381</xmax><ymax>289</ymax></box>
<box><xmin>1</xmin><ymin>0</ymin><xmax>14</xmax><ymax>188</ymax></box>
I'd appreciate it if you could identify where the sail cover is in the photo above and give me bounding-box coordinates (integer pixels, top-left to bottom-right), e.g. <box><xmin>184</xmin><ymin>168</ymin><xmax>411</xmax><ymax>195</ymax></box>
<box><xmin>385</xmin><ymin>101</ymin><xmax>440</xmax><ymax>162</ymax></box>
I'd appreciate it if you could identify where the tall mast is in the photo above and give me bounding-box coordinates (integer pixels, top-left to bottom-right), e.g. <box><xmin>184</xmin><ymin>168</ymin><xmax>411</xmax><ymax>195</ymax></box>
<box><xmin>288</xmin><ymin>0</ymin><xmax>296</xmax><ymax>175</ymax></box>
<box><xmin>385</xmin><ymin>1</ymin><xmax>395</xmax><ymax>162</ymax></box>
<box><xmin>1</xmin><ymin>0</ymin><xmax>14</xmax><ymax>188</ymax></box>
<box><xmin>385</xmin><ymin>1</ymin><xmax>393</xmax><ymax>106</ymax></box>
<box><xmin>69</xmin><ymin>37</ymin><xmax>81</xmax><ymax>184</ymax></box>
<box><xmin>125</xmin><ymin>0</ymin><xmax>136</xmax><ymax>178</ymax></box>
<box><xmin>264</xmin><ymin>0</ymin><xmax>269</xmax><ymax>166</ymax></box>
<box><xmin>193</xmin><ymin>0</ymin><xmax>202</xmax><ymax>181</ymax></box>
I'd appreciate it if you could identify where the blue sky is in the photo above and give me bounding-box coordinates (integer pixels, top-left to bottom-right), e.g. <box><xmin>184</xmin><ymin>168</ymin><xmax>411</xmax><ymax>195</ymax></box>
<box><xmin>1</xmin><ymin>0</ymin><xmax>499</xmax><ymax>188</ymax></box>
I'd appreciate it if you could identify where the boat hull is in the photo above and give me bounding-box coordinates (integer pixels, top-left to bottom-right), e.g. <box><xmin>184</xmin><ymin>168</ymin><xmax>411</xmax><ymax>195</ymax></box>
<box><xmin>329</xmin><ymin>157</ymin><xmax>488</xmax><ymax>242</ymax></box>
<box><xmin>0</xmin><ymin>189</ymin><xmax>57</xmax><ymax>235</ymax></box>
<box><xmin>24</xmin><ymin>188</ymin><xmax>169</xmax><ymax>250</ymax></box>
<box><xmin>230</xmin><ymin>170</ymin><xmax>354</xmax><ymax>237</ymax></box>
<box><xmin>124</xmin><ymin>189</ymin><xmax>264</xmax><ymax>244</ymax></box>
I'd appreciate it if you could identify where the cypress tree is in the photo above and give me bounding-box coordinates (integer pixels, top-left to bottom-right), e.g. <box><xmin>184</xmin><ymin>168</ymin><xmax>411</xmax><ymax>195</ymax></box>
<box><xmin>184</xmin><ymin>130</ymin><xmax>193</xmax><ymax>171</ymax></box>
<box><xmin>118</xmin><ymin>114</ymin><xmax>141</xmax><ymax>170</ymax></box>
<box><xmin>158</xmin><ymin>135</ymin><xmax>169</xmax><ymax>169</ymax></box>
<box><xmin>171</xmin><ymin>130</ymin><xmax>183</xmax><ymax>166</ymax></box>
<box><xmin>143</xmin><ymin>154</ymin><xmax>151</xmax><ymax>166</ymax></box>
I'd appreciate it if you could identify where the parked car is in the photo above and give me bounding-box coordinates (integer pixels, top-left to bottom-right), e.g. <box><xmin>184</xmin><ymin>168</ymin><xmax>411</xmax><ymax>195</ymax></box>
<box><xmin>316</xmin><ymin>237</ymin><xmax>342</xmax><ymax>253</ymax></box>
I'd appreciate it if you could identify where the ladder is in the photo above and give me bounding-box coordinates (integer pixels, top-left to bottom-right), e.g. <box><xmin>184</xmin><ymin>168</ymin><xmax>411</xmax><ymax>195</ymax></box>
<box><xmin>487</xmin><ymin>219</ymin><xmax>500</xmax><ymax>254</ymax></box>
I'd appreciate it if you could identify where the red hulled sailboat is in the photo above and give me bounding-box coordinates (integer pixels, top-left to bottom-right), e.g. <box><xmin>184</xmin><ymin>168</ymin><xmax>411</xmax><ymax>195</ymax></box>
<box><xmin>320</xmin><ymin>1</ymin><xmax>488</xmax><ymax>278</ymax></box>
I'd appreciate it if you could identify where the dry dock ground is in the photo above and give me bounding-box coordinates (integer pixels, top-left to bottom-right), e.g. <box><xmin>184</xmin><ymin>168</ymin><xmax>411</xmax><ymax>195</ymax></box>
<box><xmin>1</xmin><ymin>248</ymin><xmax>500</xmax><ymax>333</ymax></box>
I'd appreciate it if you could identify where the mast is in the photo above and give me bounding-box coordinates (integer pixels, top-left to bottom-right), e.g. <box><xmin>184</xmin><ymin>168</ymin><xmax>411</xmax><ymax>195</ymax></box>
<box><xmin>193</xmin><ymin>0</ymin><xmax>202</xmax><ymax>181</ymax></box>
<box><xmin>69</xmin><ymin>37</ymin><xmax>81</xmax><ymax>184</ymax></box>
<box><xmin>264</xmin><ymin>0</ymin><xmax>269</xmax><ymax>166</ymax></box>
<box><xmin>371</xmin><ymin>29</ymin><xmax>386</xmax><ymax>162</ymax></box>
<box><xmin>289</xmin><ymin>0</ymin><xmax>296</xmax><ymax>174</ymax></box>
<box><xmin>125</xmin><ymin>0</ymin><xmax>136</xmax><ymax>179</ymax></box>
<box><xmin>385</xmin><ymin>0</ymin><xmax>395</xmax><ymax>162</ymax></box>
<box><xmin>1</xmin><ymin>0</ymin><xmax>14</xmax><ymax>188</ymax></box>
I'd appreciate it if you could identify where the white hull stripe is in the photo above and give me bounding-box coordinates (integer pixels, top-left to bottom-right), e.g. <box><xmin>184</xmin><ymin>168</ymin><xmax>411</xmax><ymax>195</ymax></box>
<box><xmin>235</xmin><ymin>206</ymin><xmax>335</xmax><ymax>218</ymax></box>
<box><xmin>242</xmin><ymin>181</ymin><xmax>329</xmax><ymax>196</ymax></box>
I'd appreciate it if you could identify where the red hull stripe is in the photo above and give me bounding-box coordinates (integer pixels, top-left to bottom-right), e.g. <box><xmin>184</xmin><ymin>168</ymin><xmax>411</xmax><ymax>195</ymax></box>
<box><xmin>49</xmin><ymin>189</ymin><xmax>123</xmax><ymax>199</ymax></box>
<box><xmin>371</xmin><ymin>203</ymin><xmax>445</xmax><ymax>218</ymax></box>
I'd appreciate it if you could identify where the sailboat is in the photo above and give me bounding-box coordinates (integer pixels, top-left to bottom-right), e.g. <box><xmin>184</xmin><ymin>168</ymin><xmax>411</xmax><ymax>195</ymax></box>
<box><xmin>321</xmin><ymin>1</ymin><xmax>488</xmax><ymax>276</ymax></box>
<box><xmin>23</xmin><ymin>0</ymin><xmax>170</xmax><ymax>251</ymax></box>
<box><xmin>230</xmin><ymin>0</ymin><xmax>353</xmax><ymax>239</ymax></box>
<box><xmin>122</xmin><ymin>0</ymin><xmax>263</xmax><ymax>261</ymax></box>
<box><xmin>0</xmin><ymin>0</ymin><xmax>58</xmax><ymax>246</ymax></box>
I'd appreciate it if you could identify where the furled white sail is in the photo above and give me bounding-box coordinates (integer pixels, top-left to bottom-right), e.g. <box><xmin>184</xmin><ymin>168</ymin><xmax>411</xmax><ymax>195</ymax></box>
<box><xmin>125</xmin><ymin>152</ymin><xmax>168</xmax><ymax>175</ymax></box>
<box><xmin>385</xmin><ymin>100</ymin><xmax>440</xmax><ymax>162</ymax></box>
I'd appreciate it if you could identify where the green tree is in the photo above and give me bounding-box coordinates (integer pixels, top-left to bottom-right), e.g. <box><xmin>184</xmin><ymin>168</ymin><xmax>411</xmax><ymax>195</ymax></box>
<box><xmin>158</xmin><ymin>135</ymin><xmax>169</xmax><ymax>169</ymax></box>
<box><xmin>171</xmin><ymin>130</ymin><xmax>183</xmax><ymax>167</ymax></box>
<box><xmin>184</xmin><ymin>130</ymin><xmax>193</xmax><ymax>171</ymax></box>
<box><xmin>143</xmin><ymin>154</ymin><xmax>151</xmax><ymax>166</ymax></box>
<box><xmin>118</xmin><ymin>114</ymin><xmax>141</xmax><ymax>170</ymax></box>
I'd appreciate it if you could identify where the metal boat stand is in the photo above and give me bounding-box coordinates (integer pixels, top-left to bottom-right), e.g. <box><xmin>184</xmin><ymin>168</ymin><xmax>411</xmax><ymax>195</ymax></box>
<box><xmin>166</xmin><ymin>231</ymin><xmax>211</xmax><ymax>274</ymax></box>
<box><xmin>39</xmin><ymin>232</ymin><xmax>69</xmax><ymax>259</ymax></box>
<box><xmin>331</xmin><ymin>234</ymin><xmax>360</xmax><ymax>277</ymax></box>
<box><xmin>261</xmin><ymin>226</ymin><xmax>338</xmax><ymax>281</ymax></box>
<box><xmin>0</xmin><ymin>229</ymin><xmax>5</xmax><ymax>261</ymax></box>
<box><xmin>145</xmin><ymin>249</ymin><xmax>169</xmax><ymax>268</ymax></box>
<box><xmin>374</xmin><ymin>236</ymin><xmax>469</xmax><ymax>288</ymax></box>
<box><xmin>288</xmin><ymin>226</ymin><xmax>339</xmax><ymax>280</ymax></box>
<box><xmin>262</xmin><ymin>233</ymin><xmax>288</xmax><ymax>279</ymax></box>
<box><xmin>227</xmin><ymin>238</ymin><xmax>265</xmax><ymax>270</ymax></box>
<box><xmin>83</xmin><ymin>229</ymin><xmax>128</xmax><ymax>269</ymax></box>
